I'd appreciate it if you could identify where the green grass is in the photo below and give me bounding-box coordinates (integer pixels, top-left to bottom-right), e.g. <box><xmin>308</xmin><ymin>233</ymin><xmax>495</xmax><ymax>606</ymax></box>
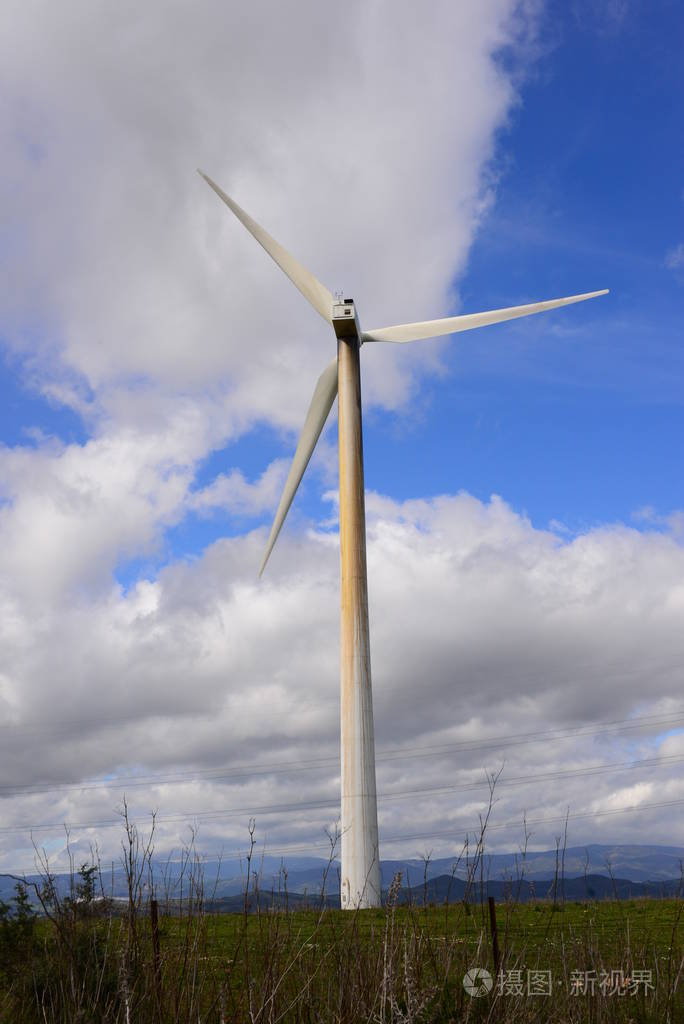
<box><xmin>1</xmin><ymin>894</ymin><xmax>681</xmax><ymax>1022</ymax></box>
<box><xmin>2</xmin><ymin>817</ymin><xmax>680</xmax><ymax>1023</ymax></box>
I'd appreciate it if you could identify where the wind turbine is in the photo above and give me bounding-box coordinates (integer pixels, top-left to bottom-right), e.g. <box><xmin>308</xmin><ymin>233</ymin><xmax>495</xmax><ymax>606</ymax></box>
<box><xmin>199</xmin><ymin>170</ymin><xmax>608</xmax><ymax>909</ymax></box>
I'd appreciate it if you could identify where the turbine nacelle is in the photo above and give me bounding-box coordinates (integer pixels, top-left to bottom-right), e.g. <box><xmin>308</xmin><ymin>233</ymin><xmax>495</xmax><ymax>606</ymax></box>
<box><xmin>332</xmin><ymin>299</ymin><xmax>361</xmax><ymax>340</ymax></box>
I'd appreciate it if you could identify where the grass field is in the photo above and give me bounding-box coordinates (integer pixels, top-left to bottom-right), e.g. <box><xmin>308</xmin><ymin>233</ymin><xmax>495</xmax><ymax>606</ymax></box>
<box><xmin>1</xmin><ymin>873</ymin><xmax>681</xmax><ymax>1022</ymax></box>
<box><xmin>1</xmin><ymin>811</ymin><xmax>681</xmax><ymax>1022</ymax></box>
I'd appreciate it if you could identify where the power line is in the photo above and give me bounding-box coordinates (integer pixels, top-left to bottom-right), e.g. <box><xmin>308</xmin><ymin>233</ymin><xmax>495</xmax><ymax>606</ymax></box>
<box><xmin>13</xmin><ymin>797</ymin><xmax>681</xmax><ymax>867</ymax></box>
<box><xmin>1</xmin><ymin>753</ymin><xmax>681</xmax><ymax>836</ymax></box>
<box><xmin>2</xmin><ymin>709</ymin><xmax>683</xmax><ymax>800</ymax></box>
<box><xmin>375</xmin><ymin>712</ymin><xmax>684</xmax><ymax>763</ymax></box>
<box><xmin>378</xmin><ymin>799</ymin><xmax>684</xmax><ymax>848</ymax></box>
<box><xmin>231</xmin><ymin>797</ymin><xmax>684</xmax><ymax>861</ymax></box>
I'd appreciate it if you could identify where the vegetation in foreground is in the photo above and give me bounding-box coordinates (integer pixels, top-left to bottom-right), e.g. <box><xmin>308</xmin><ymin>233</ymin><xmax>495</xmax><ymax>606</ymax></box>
<box><xmin>0</xmin><ymin>813</ymin><xmax>681</xmax><ymax>1023</ymax></box>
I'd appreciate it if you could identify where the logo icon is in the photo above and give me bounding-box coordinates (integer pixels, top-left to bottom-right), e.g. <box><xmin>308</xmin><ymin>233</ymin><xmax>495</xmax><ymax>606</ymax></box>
<box><xmin>463</xmin><ymin>968</ymin><xmax>493</xmax><ymax>998</ymax></box>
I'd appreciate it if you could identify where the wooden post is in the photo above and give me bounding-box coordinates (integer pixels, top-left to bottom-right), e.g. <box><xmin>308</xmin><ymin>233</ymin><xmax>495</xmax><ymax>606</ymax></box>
<box><xmin>337</xmin><ymin>335</ymin><xmax>381</xmax><ymax>909</ymax></box>
<box><xmin>150</xmin><ymin>897</ymin><xmax>162</xmax><ymax>1011</ymax></box>
<box><xmin>488</xmin><ymin>895</ymin><xmax>500</xmax><ymax>978</ymax></box>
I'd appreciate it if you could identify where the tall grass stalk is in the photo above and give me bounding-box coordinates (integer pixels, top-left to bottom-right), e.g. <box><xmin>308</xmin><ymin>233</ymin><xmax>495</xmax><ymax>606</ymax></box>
<box><xmin>0</xmin><ymin>808</ymin><xmax>680</xmax><ymax>1023</ymax></box>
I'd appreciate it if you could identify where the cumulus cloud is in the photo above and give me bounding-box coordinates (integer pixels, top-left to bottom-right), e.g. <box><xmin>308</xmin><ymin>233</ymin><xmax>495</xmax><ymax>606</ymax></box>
<box><xmin>2</xmin><ymin>2</ymin><xmax>681</xmax><ymax>873</ymax></box>
<box><xmin>189</xmin><ymin>460</ymin><xmax>289</xmax><ymax>518</ymax></box>
<box><xmin>0</xmin><ymin>408</ymin><xmax>210</xmax><ymax>601</ymax></box>
<box><xmin>0</xmin><ymin>0</ymin><xmax>534</xmax><ymax>430</ymax></box>
<box><xmin>1</xmin><ymin>494</ymin><xmax>683</xmax><ymax>870</ymax></box>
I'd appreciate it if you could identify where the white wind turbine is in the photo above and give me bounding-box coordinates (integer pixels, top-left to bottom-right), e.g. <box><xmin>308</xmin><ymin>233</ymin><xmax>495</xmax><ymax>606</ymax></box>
<box><xmin>199</xmin><ymin>170</ymin><xmax>608</xmax><ymax>909</ymax></box>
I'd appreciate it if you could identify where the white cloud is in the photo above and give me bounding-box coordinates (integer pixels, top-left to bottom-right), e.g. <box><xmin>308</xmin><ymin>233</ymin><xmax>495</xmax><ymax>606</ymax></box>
<box><xmin>0</xmin><ymin>413</ymin><xmax>205</xmax><ymax>601</ymax></box>
<box><xmin>1</xmin><ymin>0</ymin><xmax>537</xmax><ymax>433</ymax></box>
<box><xmin>2</xmin><ymin>2</ymin><xmax>681</xmax><ymax>873</ymax></box>
<box><xmin>189</xmin><ymin>460</ymin><xmax>288</xmax><ymax>518</ymax></box>
<box><xmin>1</xmin><ymin>493</ymin><xmax>683</xmax><ymax>869</ymax></box>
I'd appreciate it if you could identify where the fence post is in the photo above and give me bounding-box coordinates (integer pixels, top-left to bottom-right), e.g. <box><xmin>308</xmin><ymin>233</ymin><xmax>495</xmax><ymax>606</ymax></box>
<box><xmin>488</xmin><ymin>895</ymin><xmax>500</xmax><ymax>978</ymax></box>
<box><xmin>150</xmin><ymin>897</ymin><xmax>162</xmax><ymax>1012</ymax></box>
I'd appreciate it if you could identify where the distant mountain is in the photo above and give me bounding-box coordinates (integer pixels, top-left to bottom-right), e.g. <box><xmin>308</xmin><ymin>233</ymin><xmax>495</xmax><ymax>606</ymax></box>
<box><xmin>397</xmin><ymin>873</ymin><xmax>682</xmax><ymax>905</ymax></box>
<box><xmin>259</xmin><ymin>843</ymin><xmax>684</xmax><ymax>897</ymax></box>
<box><xmin>2</xmin><ymin>843</ymin><xmax>681</xmax><ymax>907</ymax></box>
<box><xmin>381</xmin><ymin>843</ymin><xmax>684</xmax><ymax>888</ymax></box>
<box><xmin>81</xmin><ymin>875</ymin><xmax>684</xmax><ymax>914</ymax></box>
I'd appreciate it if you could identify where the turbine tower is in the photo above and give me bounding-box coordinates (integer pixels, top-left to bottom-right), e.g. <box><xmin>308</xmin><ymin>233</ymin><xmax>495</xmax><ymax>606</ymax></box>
<box><xmin>199</xmin><ymin>170</ymin><xmax>608</xmax><ymax>909</ymax></box>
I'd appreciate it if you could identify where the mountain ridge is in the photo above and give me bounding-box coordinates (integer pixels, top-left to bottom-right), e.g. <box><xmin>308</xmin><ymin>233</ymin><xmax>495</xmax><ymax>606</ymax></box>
<box><xmin>2</xmin><ymin>842</ymin><xmax>681</xmax><ymax>905</ymax></box>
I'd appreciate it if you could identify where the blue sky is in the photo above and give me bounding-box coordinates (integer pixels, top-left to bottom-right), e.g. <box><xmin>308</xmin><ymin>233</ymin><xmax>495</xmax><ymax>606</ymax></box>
<box><xmin>345</xmin><ymin>2</ymin><xmax>682</xmax><ymax>538</ymax></box>
<box><xmin>1</xmin><ymin>0</ymin><xmax>683</xmax><ymax>868</ymax></box>
<box><xmin>449</xmin><ymin>0</ymin><xmax>684</xmax><ymax>529</ymax></box>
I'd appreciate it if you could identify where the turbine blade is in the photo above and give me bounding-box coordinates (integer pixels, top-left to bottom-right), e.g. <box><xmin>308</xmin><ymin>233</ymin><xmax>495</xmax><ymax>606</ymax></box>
<box><xmin>362</xmin><ymin>289</ymin><xmax>609</xmax><ymax>344</ymax></box>
<box><xmin>198</xmin><ymin>170</ymin><xmax>334</xmax><ymax>324</ymax></box>
<box><xmin>259</xmin><ymin>358</ymin><xmax>338</xmax><ymax>576</ymax></box>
